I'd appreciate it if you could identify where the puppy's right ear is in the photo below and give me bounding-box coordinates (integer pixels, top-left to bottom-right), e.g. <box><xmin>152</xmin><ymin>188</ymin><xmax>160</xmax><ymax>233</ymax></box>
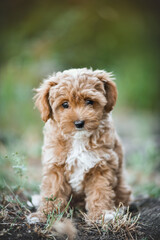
<box><xmin>33</xmin><ymin>79</ymin><xmax>56</xmax><ymax>122</ymax></box>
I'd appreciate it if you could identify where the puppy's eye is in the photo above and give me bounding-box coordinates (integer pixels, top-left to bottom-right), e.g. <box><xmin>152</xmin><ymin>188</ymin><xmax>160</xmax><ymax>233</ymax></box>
<box><xmin>85</xmin><ymin>99</ymin><xmax>94</xmax><ymax>105</ymax></box>
<box><xmin>62</xmin><ymin>102</ymin><xmax>69</xmax><ymax>108</ymax></box>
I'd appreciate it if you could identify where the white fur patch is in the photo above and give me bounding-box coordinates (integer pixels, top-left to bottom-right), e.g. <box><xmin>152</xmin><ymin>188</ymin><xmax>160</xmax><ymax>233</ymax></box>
<box><xmin>95</xmin><ymin>210</ymin><xmax>116</xmax><ymax>224</ymax></box>
<box><xmin>27</xmin><ymin>194</ymin><xmax>40</xmax><ymax>208</ymax></box>
<box><xmin>66</xmin><ymin>131</ymin><xmax>104</xmax><ymax>193</ymax></box>
<box><xmin>104</xmin><ymin>210</ymin><xmax>116</xmax><ymax>222</ymax></box>
<box><xmin>27</xmin><ymin>215</ymin><xmax>40</xmax><ymax>224</ymax></box>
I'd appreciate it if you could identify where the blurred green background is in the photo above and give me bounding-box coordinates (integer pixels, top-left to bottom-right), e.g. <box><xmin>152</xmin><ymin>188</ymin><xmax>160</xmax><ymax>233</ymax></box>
<box><xmin>0</xmin><ymin>0</ymin><xmax>160</xmax><ymax>197</ymax></box>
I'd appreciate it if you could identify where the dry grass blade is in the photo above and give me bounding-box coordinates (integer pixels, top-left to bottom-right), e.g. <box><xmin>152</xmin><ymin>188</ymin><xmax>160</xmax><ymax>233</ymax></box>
<box><xmin>3</xmin><ymin>181</ymin><xmax>30</xmax><ymax>213</ymax></box>
<box><xmin>79</xmin><ymin>210</ymin><xmax>101</xmax><ymax>235</ymax></box>
<box><xmin>101</xmin><ymin>203</ymin><xmax>140</xmax><ymax>239</ymax></box>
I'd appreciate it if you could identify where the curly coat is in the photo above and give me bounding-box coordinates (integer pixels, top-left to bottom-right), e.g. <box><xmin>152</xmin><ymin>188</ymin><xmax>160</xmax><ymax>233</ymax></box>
<box><xmin>28</xmin><ymin>68</ymin><xmax>131</xmax><ymax>226</ymax></box>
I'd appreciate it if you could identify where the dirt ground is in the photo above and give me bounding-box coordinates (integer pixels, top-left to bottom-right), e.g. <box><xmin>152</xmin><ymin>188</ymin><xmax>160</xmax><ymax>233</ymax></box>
<box><xmin>0</xmin><ymin>194</ymin><xmax>160</xmax><ymax>240</ymax></box>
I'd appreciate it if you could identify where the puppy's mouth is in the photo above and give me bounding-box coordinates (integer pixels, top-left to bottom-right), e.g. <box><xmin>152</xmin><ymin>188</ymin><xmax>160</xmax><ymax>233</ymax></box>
<box><xmin>75</xmin><ymin>128</ymin><xmax>85</xmax><ymax>131</ymax></box>
<box><xmin>60</xmin><ymin>119</ymin><xmax>100</xmax><ymax>136</ymax></box>
<box><xmin>73</xmin><ymin>128</ymin><xmax>93</xmax><ymax>139</ymax></box>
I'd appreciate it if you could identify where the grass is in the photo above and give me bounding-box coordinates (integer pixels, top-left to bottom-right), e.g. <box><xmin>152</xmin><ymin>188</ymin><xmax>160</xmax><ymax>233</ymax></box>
<box><xmin>0</xmin><ymin>153</ymin><xmax>39</xmax><ymax>194</ymax></box>
<box><xmin>0</xmin><ymin>191</ymin><xmax>74</xmax><ymax>240</ymax></box>
<box><xmin>44</xmin><ymin>195</ymin><xmax>73</xmax><ymax>232</ymax></box>
<box><xmin>126</xmin><ymin>138</ymin><xmax>160</xmax><ymax>198</ymax></box>
<box><xmin>101</xmin><ymin>205</ymin><xmax>140</xmax><ymax>240</ymax></box>
<box><xmin>79</xmin><ymin>203</ymin><xmax>140</xmax><ymax>240</ymax></box>
<box><xmin>0</xmin><ymin>190</ymin><xmax>141</xmax><ymax>240</ymax></box>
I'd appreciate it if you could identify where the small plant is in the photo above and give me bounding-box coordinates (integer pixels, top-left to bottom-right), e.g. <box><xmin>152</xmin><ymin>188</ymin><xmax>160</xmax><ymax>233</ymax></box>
<box><xmin>0</xmin><ymin>153</ymin><xmax>28</xmax><ymax>192</ymax></box>
<box><xmin>28</xmin><ymin>195</ymin><xmax>74</xmax><ymax>239</ymax></box>
<box><xmin>12</xmin><ymin>152</ymin><xmax>27</xmax><ymax>178</ymax></box>
<box><xmin>44</xmin><ymin>195</ymin><xmax>73</xmax><ymax>232</ymax></box>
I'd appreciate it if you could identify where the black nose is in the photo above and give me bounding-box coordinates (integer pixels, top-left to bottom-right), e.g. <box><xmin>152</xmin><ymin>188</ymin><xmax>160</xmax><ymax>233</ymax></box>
<box><xmin>74</xmin><ymin>120</ymin><xmax>85</xmax><ymax>129</ymax></box>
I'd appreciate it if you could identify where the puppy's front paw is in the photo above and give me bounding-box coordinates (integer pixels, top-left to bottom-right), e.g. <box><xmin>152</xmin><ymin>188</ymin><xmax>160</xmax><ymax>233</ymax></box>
<box><xmin>102</xmin><ymin>207</ymin><xmax>124</xmax><ymax>223</ymax></box>
<box><xmin>86</xmin><ymin>210</ymin><xmax>118</xmax><ymax>224</ymax></box>
<box><xmin>103</xmin><ymin>210</ymin><xmax>116</xmax><ymax>222</ymax></box>
<box><xmin>27</xmin><ymin>214</ymin><xmax>40</xmax><ymax>224</ymax></box>
<box><xmin>27</xmin><ymin>212</ymin><xmax>46</xmax><ymax>224</ymax></box>
<box><xmin>86</xmin><ymin>210</ymin><xmax>115</xmax><ymax>225</ymax></box>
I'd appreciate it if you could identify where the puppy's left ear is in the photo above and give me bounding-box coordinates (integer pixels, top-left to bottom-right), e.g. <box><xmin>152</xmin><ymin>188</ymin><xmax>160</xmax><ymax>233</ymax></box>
<box><xmin>104</xmin><ymin>79</ymin><xmax>117</xmax><ymax>112</ymax></box>
<box><xmin>33</xmin><ymin>78</ymin><xmax>56</xmax><ymax>122</ymax></box>
<box><xmin>94</xmin><ymin>70</ymin><xmax>117</xmax><ymax>112</ymax></box>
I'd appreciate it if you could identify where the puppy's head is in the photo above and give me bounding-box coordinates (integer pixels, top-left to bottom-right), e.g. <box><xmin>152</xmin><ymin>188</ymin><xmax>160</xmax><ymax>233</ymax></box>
<box><xmin>34</xmin><ymin>68</ymin><xmax>117</xmax><ymax>135</ymax></box>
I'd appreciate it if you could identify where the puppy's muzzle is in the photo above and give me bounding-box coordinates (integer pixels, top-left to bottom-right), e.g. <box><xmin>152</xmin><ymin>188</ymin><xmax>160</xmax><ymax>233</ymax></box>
<box><xmin>74</xmin><ymin>120</ymin><xmax>85</xmax><ymax>129</ymax></box>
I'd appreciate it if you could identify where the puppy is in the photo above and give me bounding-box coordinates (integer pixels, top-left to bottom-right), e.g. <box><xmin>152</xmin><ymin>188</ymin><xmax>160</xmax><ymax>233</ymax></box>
<box><xmin>28</xmin><ymin>68</ymin><xmax>131</xmax><ymax>226</ymax></box>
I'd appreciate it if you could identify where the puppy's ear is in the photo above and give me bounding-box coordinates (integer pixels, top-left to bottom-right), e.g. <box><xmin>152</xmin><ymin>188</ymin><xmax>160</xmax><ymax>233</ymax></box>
<box><xmin>103</xmin><ymin>80</ymin><xmax>117</xmax><ymax>112</ymax></box>
<box><xmin>94</xmin><ymin>70</ymin><xmax>117</xmax><ymax>112</ymax></box>
<box><xmin>34</xmin><ymin>79</ymin><xmax>56</xmax><ymax>122</ymax></box>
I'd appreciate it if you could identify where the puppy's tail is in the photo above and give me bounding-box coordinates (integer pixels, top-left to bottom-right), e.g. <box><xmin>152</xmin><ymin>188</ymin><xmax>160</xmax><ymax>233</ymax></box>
<box><xmin>52</xmin><ymin>218</ymin><xmax>77</xmax><ymax>240</ymax></box>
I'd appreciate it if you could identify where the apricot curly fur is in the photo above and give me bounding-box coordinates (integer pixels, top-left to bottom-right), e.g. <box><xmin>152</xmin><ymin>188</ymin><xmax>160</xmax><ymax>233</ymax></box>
<box><xmin>27</xmin><ymin>68</ymin><xmax>131</xmax><ymax>237</ymax></box>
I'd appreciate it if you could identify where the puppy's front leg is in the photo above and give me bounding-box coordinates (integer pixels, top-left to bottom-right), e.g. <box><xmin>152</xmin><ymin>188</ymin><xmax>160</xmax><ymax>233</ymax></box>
<box><xmin>28</xmin><ymin>165</ymin><xmax>71</xmax><ymax>223</ymax></box>
<box><xmin>84</xmin><ymin>164</ymin><xmax>116</xmax><ymax>223</ymax></box>
<box><xmin>113</xmin><ymin>138</ymin><xmax>132</xmax><ymax>206</ymax></box>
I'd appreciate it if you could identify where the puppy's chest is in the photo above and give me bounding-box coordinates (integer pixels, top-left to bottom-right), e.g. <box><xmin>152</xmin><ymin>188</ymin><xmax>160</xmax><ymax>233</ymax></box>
<box><xmin>65</xmin><ymin>136</ymin><xmax>100</xmax><ymax>193</ymax></box>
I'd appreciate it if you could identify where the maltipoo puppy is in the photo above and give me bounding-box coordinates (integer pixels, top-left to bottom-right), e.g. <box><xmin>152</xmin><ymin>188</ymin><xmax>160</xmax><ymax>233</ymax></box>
<box><xmin>28</xmin><ymin>68</ymin><xmax>131</xmax><ymax>226</ymax></box>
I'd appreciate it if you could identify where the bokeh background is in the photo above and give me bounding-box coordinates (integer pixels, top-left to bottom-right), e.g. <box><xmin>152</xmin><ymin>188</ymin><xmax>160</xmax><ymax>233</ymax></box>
<box><xmin>0</xmin><ymin>0</ymin><xmax>160</xmax><ymax>197</ymax></box>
